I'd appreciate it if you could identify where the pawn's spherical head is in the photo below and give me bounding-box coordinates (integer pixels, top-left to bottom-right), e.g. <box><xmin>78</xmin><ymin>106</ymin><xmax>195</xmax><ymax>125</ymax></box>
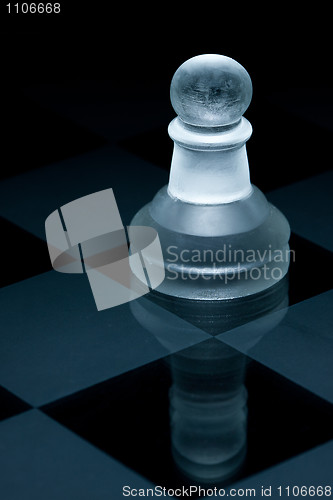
<box><xmin>170</xmin><ymin>54</ymin><xmax>252</xmax><ymax>127</ymax></box>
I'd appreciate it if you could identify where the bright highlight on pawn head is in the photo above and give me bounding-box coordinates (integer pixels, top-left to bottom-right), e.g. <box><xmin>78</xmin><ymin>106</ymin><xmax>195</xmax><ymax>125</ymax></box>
<box><xmin>170</xmin><ymin>54</ymin><xmax>253</xmax><ymax>127</ymax></box>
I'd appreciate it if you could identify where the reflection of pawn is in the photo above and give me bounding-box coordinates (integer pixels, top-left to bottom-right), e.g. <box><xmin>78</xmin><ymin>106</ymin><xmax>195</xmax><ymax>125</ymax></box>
<box><xmin>130</xmin><ymin>278</ymin><xmax>289</xmax><ymax>485</ymax></box>
<box><xmin>169</xmin><ymin>339</ymin><xmax>248</xmax><ymax>484</ymax></box>
<box><xmin>131</xmin><ymin>54</ymin><xmax>290</xmax><ymax>300</ymax></box>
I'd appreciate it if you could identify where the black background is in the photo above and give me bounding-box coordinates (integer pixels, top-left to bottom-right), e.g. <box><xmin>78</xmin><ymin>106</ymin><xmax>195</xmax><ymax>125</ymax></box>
<box><xmin>1</xmin><ymin>4</ymin><xmax>332</xmax><ymax>286</ymax></box>
<box><xmin>1</xmin><ymin>4</ymin><xmax>332</xmax><ymax>94</ymax></box>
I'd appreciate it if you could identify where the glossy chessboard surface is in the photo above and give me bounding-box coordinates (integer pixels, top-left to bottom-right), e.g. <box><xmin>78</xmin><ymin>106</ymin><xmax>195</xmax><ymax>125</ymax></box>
<box><xmin>1</xmin><ymin>44</ymin><xmax>333</xmax><ymax>499</ymax></box>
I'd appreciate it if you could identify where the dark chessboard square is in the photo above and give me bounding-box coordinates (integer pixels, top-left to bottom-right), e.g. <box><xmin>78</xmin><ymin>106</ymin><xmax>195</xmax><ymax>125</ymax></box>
<box><xmin>0</xmin><ymin>385</ymin><xmax>31</xmax><ymax>421</ymax></box>
<box><xmin>244</xmin><ymin>362</ymin><xmax>333</xmax><ymax>477</ymax></box>
<box><xmin>118</xmin><ymin>125</ymin><xmax>173</xmax><ymax>172</ymax></box>
<box><xmin>0</xmin><ymin>217</ymin><xmax>52</xmax><ymax>288</ymax></box>
<box><xmin>42</xmin><ymin>360</ymin><xmax>174</xmax><ymax>482</ymax></box>
<box><xmin>288</xmin><ymin>232</ymin><xmax>333</xmax><ymax>305</ymax></box>
<box><xmin>42</xmin><ymin>344</ymin><xmax>333</xmax><ymax>493</ymax></box>
<box><xmin>1</xmin><ymin>91</ymin><xmax>107</xmax><ymax>180</ymax></box>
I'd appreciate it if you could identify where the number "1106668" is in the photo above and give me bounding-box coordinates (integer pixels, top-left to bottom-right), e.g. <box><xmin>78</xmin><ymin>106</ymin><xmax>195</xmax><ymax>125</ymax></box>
<box><xmin>6</xmin><ymin>3</ymin><xmax>60</xmax><ymax>13</ymax></box>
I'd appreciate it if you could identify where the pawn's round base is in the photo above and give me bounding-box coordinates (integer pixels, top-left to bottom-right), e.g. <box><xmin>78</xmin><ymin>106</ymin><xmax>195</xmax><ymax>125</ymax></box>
<box><xmin>130</xmin><ymin>185</ymin><xmax>290</xmax><ymax>301</ymax></box>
